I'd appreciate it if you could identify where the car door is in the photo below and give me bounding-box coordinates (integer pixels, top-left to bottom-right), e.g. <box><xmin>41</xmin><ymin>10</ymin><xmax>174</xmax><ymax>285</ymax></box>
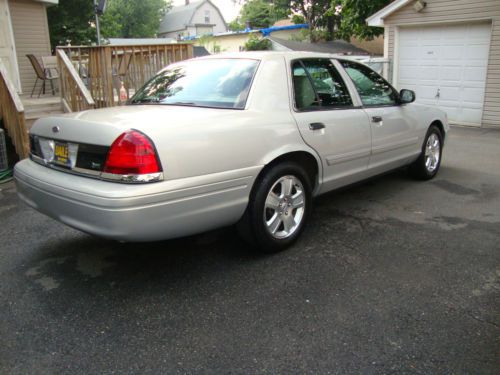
<box><xmin>290</xmin><ymin>58</ymin><xmax>372</xmax><ymax>193</ymax></box>
<box><xmin>339</xmin><ymin>60</ymin><xmax>420</xmax><ymax>171</ymax></box>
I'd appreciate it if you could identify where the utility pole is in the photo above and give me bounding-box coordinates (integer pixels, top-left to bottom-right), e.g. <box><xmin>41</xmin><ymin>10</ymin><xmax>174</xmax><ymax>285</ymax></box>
<box><xmin>94</xmin><ymin>0</ymin><xmax>102</xmax><ymax>45</ymax></box>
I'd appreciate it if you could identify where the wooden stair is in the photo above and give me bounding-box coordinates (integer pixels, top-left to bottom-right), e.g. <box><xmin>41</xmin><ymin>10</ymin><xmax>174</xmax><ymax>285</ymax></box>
<box><xmin>21</xmin><ymin>95</ymin><xmax>64</xmax><ymax>130</ymax></box>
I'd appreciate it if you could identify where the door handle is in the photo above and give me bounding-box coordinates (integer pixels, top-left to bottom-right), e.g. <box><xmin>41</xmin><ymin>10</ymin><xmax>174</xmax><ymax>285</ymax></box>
<box><xmin>372</xmin><ymin>116</ymin><xmax>383</xmax><ymax>123</ymax></box>
<box><xmin>309</xmin><ymin>122</ymin><xmax>325</xmax><ymax>130</ymax></box>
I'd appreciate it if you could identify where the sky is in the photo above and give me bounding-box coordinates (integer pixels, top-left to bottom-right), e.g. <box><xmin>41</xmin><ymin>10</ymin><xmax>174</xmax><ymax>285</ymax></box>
<box><xmin>172</xmin><ymin>0</ymin><xmax>243</xmax><ymax>23</ymax></box>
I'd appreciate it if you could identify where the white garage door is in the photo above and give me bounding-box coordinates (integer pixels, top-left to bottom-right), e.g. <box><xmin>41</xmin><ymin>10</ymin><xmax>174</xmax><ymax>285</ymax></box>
<box><xmin>397</xmin><ymin>23</ymin><xmax>492</xmax><ymax>126</ymax></box>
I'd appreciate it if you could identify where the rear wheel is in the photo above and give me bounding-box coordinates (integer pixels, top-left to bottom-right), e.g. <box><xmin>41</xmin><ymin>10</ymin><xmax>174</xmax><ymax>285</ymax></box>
<box><xmin>410</xmin><ymin>125</ymin><xmax>443</xmax><ymax>180</ymax></box>
<box><xmin>238</xmin><ymin>162</ymin><xmax>312</xmax><ymax>253</ymax></box>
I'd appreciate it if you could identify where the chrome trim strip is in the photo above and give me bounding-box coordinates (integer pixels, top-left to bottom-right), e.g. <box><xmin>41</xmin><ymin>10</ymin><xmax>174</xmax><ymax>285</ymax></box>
<box><xmin>326</xmin><ymin>148</ymin><xmax>371</xmax><ymax>166</ymax></box>
<box><xmin>31</xmin><ymin>154</ymin><xmax>48</xmax><ymax>165</ymax></box>
<box><xmin>100</xmin><ymin>172</ymin><xmax>164</xmax><ymax>183</ymax></box>
<box><xmin>72</xmin><ymin>166</ymin><xmax>101</xmax><ymax>177</ymax></box>
<box><xmin>30</xmin><ymin>154</ymin><xmax>164</xmax><ymax>184</ymax></box>
<box><xmin>371</xmin><ymin>137</ymin><xmax>419</xmax><ymax>155</ymax></box>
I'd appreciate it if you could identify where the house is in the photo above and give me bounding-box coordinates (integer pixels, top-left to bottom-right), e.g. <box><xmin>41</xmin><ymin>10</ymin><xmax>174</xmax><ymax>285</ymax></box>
<box><xmin>0</xmin><ymin>0</ymin><xmax>56</xmax><ymax>94</ymax></box>
<box><xmin>193</xmin><ymin>46</ymin><xmax>211</xmax><ymax>57</ymax></box>
<box><xmin>367</xmin><ymin>0</ymin><xmax>500</xmax><ymax>128</ymax></box>
<box><xmin>197</xmin><ymin>24</ymin><xmax>310</xmax><ymax>53</ymax></box>
<box><xmin>158</xmin><ymin>0</ymin><xmax>227</xmax><ymax>40</ymax></box>
<box><xmin>198</xmin><ymin>30</ymin><xmax>260</xmax><ymax>53</ymax></box>
<box><xmin>268</xmin><ymin>37</ymin><xmax>372</xmax><ymax>57</ymax></box>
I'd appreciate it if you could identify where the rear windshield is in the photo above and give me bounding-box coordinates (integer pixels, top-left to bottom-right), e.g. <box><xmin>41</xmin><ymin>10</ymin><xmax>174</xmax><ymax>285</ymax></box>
<box><xmin>129</xmin><ymin>58</ymin><xmax>259</xmax><ymax>109</ymax></box>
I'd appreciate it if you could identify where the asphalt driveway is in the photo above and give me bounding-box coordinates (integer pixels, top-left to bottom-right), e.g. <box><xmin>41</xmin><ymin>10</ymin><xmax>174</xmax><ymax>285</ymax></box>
<box><xmin>0</xmin><ymin>126</ymin><xmax>499</xmax><ymax>374</ymax></box>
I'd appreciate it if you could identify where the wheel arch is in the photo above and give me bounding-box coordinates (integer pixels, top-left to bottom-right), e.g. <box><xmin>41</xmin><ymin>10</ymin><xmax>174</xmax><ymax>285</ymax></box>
<box><xmin>258</xmin><ymin>149</ymin><xmax>322</xmax><ymax>195</ymax></box>
<box><xmin>430</xmin><ymin>119</ymin><xmax>446</xmax><ymax>142</ymax></box>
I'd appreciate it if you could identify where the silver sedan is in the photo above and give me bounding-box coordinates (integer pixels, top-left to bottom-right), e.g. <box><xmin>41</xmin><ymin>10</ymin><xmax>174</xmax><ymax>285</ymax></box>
<box><xmin>15</xmin><ymin>52</ymin><xmax>449</xmax><ymax>252</ymax></box>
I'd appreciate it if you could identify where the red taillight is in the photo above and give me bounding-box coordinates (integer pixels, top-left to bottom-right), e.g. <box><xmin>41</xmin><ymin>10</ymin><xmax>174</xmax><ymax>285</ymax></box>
<box><xmin>104</xmin><ymin>130</ymin><xmax>161</xmax><ymax>175</ymax></box>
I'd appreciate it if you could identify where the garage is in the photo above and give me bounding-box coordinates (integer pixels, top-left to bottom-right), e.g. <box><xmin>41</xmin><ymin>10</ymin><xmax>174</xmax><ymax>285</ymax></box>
<box><xmin>397</xmin><ymin>23</ymin><xmax>491</xmax><ymax>126</ymax></box>
<box><xmin>367</xmin><ymin>0</ymin><xmax>500</xmax><ymax>129</ymax></box>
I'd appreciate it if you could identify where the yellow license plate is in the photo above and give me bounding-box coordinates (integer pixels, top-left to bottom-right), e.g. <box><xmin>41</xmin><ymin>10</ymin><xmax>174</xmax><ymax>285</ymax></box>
<box><xmin>54</xmin><ymin>142</ymin><xmax>70</xmax><ymax>166</ymax></box>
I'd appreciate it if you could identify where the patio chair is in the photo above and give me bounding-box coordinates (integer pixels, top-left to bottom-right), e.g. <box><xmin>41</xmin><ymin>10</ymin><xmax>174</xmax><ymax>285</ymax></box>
<box><xmin>26</xmin><ymin>54</ymin><xmax>58</xmax><ymax>98</ymax></box>
<box><xmin>41</xmin><ymin>56</ymin><xmax>59</xmax><ymax>80</ymax></box>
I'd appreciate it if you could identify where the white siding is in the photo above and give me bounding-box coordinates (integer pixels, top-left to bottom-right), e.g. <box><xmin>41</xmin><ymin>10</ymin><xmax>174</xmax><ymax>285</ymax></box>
<box><xmin>190</xmin><ymin>2</ymin><xmax>226</xmax><ymax>35</ymax></box>
<box><xmin>384</xmin><ymin>0</ymin><xmax>500</xmax><ymax>128</ymax></box>
<box><xmin>9</xmin><ymin>0</ymin><xmax>52</xmax><ymax>94</ymax></box>
<box><xmin>203</xmin><ymin>33</ymin><xmax>251</xmax><ymax>53</ymax></box>
<box><xmin>0</xmin><ymin>0</ymin><xmax>21</xmax><ymax>91</ymax></box>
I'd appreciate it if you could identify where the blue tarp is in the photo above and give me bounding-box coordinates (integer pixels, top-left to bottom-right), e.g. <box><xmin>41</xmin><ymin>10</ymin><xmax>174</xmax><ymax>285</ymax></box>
<box><xmin>181</xmin><ymin>24</ymin><xmax>309</xmax><ymax>41</ymax></box>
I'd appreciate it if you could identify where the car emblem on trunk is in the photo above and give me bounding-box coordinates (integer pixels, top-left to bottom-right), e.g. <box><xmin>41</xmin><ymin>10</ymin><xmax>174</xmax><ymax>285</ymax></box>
<box><xmin>52</xmin><ymin>126</ymin><xmax>60</xmax><ymax>133</ymax></box>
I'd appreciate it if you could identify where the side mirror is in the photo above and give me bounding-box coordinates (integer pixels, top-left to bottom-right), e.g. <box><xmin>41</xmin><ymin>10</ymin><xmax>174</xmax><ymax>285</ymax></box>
<box><xmin>399</xmin><ymin>89</ymin><xmax>415</xmax><ymax>104</ymax></box>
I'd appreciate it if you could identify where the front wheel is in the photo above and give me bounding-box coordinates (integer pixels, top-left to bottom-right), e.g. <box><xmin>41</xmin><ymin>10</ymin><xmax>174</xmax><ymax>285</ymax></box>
<box><xmin>410</xmin><ymin>125</ymin><xmax>443</xmax><ymax>180</ymax></box>
<box><xmin>238</xmin><ymin>162</ymin><xmax>312</xmax><ymax>253</ymax></box>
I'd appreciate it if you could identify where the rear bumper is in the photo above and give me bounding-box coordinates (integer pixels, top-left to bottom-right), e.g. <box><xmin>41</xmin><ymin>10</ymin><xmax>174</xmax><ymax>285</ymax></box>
<box><xmin>15</xmin><ymin>159</ymin><xmax>259</xmax><ymax>242</ymax></box>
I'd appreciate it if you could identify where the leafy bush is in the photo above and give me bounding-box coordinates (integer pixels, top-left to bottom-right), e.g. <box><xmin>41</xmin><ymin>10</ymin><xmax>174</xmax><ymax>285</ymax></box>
<box><xmin>244</xmin><ymin>34</ymin><xmax>271</xmax><ymax>51</ymax></box>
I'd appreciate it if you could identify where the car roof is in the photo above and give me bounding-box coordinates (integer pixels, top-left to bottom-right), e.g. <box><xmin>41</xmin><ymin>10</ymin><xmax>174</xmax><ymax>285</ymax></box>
<box><xmin>193</xmin><ymin>51</ymin><xmax>358</xmax><ymax>62</ymax></box>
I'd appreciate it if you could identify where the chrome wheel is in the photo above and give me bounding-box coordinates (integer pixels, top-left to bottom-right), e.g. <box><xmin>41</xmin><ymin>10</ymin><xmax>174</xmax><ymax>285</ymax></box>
<box><xmin>264</xmin><ymin>175</ymin><xmax>305</xmax><ymax>239</ymax></box>
<box><xmin>424</xmin><ymin>133</ymin><xmax>441</xmax><ymax>173</ymax></box>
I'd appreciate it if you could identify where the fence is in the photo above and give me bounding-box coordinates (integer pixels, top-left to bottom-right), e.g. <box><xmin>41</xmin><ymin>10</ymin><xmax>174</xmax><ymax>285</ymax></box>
<box><xmin>57</xmin><ymin>44</ymin><xmax>194</xmax><ymax>110</ymax></box>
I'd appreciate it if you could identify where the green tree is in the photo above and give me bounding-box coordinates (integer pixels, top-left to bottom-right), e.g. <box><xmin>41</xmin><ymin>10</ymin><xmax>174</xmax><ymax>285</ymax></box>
<box><xmin>47</xmin><ymin>0</ymin><xmax>171</xmax><ymax>48</ymax></box>
<box><xmin>239</xmin><ymin>0</ymin><xmax>291</xmax><ymax>29</ymax></box>
<box><xmin>100</xmin><ymin>0</ymin><xmax>171</xmax><ymax>38</ymax></box>
<box><xmin>234</xmin><ymin>0</ymin><xmax>389</xmax><ymax>42</ymax></box>
<box><xmin>240</xmin><ymin>0</ymin><xmax>274</xmax><ymax>29</ymax></box>
<box><xmin>227</xmin><ymin>18</ymin><xmax>245</xmax><ymax>32</ymax></box>
<box><xmin>291</xmin><ymin>14</ymin><xmax>305</xmax><ymax>25</ymax></box>
<box><xmin>47</xmin><ymin>0</ymin><xmax>97</xmax><ymax>47</ymax></box>
<box><xmin>336</xmin><ymin>0</ymin><xmax>391</xmax><ymax>40</ymax></box>
<box><xmin>289</xmin><ymin>0</ymin><xmax>336</xmax><ymax>41</ymax></box>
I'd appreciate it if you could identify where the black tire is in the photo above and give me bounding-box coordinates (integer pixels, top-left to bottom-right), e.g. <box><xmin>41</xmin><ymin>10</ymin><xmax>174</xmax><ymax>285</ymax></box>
<box><xmin>409</xmin><ymin>125</ymin><xmax>443</xmax><ymax>180</ymax></box>
<box><xmin>237</xmin><ymin>161</ymin><xmax>312</xmax><ymax>253</ymax></box>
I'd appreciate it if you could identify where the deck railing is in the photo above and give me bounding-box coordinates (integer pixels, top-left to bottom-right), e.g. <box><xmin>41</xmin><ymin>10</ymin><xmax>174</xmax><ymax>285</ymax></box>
<box><xmin>57</xmin><ymin>49</ymin><xmax>95</xmax><ymax>112</ymax></box>
<box><xmin>56</xmin><ymin>43</ymin><xmax>194</xmax><ymax>109</ymax></box>
<box><xmin>0</xmin><ymin>58</ymin><xmax>28</xmax><ymax>159</ymax></box>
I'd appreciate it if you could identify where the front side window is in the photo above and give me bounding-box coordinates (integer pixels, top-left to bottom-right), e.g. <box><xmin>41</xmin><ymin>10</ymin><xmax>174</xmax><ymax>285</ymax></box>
<box><xmin>205</xmin><ymin>10</ymin><xmax>210</xmax><ymax>23</ymax></box>
<box><xmin>340</xmin><ymin>60</ymin><xmax>398</xmax><ymax>106</ymax></box>
<box><xmin>292</xmin><ymin>59</ymin><xmax>353</xmax><ymax>111</ymax></box>
<box><xmin>130</xmin><ymin>59</ymin><xmax>259</xmax><ymax>109</ymax></box>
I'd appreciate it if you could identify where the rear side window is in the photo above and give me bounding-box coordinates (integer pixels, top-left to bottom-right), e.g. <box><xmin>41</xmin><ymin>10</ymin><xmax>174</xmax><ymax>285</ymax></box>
<box><xmin>292</xmin><ymin>59</ymin><xmax>353</xmax><ymax>111</ymax></box>
<box><xmin>340</xmin><ymin>60</ymin><xmax>398</xmax><ymax>106</ymax></box>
